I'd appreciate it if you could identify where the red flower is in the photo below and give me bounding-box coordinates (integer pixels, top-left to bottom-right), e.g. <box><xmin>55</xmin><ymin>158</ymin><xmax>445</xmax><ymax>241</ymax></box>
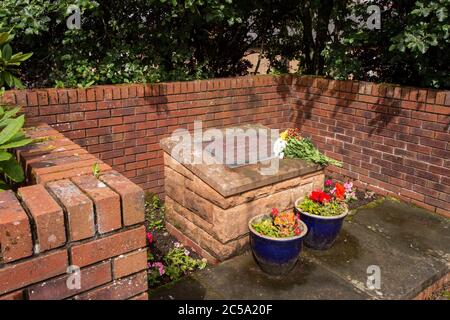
<box><xmin>309</xmin><ymin>191</ymin><xmax>331</xmax><ymax>204</ymax></box>
<box><xmin>335</xmin><ymin>183</ymin><xmax>345</xmax><ymax>200</ymax></box>
<box><xmin>271</xmin><ymin>208</ymin><xmax>279</xmax><ymax>217</ymax></box>
<box><xmin>146</xmin><ymin>232</ymin><xmax>153</xmax><ymax>244</ymax></box>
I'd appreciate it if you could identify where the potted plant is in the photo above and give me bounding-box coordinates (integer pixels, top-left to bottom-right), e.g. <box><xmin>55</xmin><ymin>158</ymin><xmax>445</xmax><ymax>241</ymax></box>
<box><xmin>294</xmin><ymin>180</ymin><xmax>350</xmax><ymax>250</ymax></box>
<box><xmin>248</xmin><ymin>208</ymin><xmax>308</xmax><ymax>275</ymax></box>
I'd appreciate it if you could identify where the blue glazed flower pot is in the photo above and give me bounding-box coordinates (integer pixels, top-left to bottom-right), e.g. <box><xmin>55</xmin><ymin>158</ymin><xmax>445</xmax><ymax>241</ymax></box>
<box><xmin>248</xmin><ymin>214</ymin><xmax>308</xmax><ymax>275</ymax></box>
<box><xmin>294</xmin><ymin>198</ymin><xmax>348</xmax><ymax>250</ymax></box>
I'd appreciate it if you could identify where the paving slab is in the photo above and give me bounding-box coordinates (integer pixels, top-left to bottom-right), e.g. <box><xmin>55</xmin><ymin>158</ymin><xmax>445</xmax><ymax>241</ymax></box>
<box><xmin>150</xmin><ymin>253</ymin><xmax>369</xmax><ymax>300</ymax></box>
<box><xmin>149</xmin><ymin>198</ymin><xmax>450</xmax><ymax>300</ymax></box>
<box><xmin>348</xmin><ymin>199</ymin><xmax>450</xmax><ymax>263</ymax></box>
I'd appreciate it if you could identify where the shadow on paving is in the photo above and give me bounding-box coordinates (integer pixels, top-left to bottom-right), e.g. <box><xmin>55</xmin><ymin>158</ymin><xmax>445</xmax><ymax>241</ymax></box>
<box><xmin>149</xmin><ymin>199</ymin><xmax>450</xmax><ymax>300</ymax></box>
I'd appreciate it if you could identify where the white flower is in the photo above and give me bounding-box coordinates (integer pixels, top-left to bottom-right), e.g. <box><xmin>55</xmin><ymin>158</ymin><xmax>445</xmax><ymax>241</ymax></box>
<box><xmin>184</xmin><ymin>249</ymin><xmax>190</xmax><ymax>256</ymax></box>
<box><xmin>273</xmin><ymin>138</ymin><xmax>287</xmax><ymax>159</ymax></box>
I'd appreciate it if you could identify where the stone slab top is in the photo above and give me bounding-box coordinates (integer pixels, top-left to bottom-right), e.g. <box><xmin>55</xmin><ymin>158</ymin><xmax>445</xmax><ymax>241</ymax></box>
<box><xmin>160</xmin><ymin>123</ymin><xmax>323</xmax><ymax>197</ymax></box>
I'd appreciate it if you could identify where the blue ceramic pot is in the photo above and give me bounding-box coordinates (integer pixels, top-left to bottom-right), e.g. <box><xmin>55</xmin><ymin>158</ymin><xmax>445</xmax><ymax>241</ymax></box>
<box><xmin>248</xmin><ymin>214</ymin><xmax>308</xmax><ymax>275</ymax></box>
<box><xmin>294</xmin><ymin>198</ymin><xmax>347</xmax><ymax>250</ymax></box>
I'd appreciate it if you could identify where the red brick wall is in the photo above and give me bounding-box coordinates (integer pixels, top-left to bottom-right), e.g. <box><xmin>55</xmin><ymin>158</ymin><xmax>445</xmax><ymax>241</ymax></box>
<box><xmin>0</xmin><ymin>124</ymin><xmax>147</xmax><ymax>300</ymax></box>
<box><xmin>291</xmin><ymin>76</ymin><xmax>450</xmax><ymax>217</ymax></box>
<box><xmin>1</xmin><ymin>75</ymin><xmax>449</xmax><ymax>216</ymax></box>
<box><xmin>1</xmin><ymin>76</ymin><xmax>293</xmax><ymax>196</ymax></box>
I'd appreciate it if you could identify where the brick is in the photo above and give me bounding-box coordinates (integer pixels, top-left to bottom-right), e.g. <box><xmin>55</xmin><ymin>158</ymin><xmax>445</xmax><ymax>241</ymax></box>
<box><xmin>0</xmin><ymin>290</ymin><xmax>24</xmax><ymax>300</ymax></box>
<box><xmin>70</xmin><ymin>226</ymin><xmax>146</xmax><ymax>267</ymax></box>
<box><xmin>27</xmin><ymin>92</ymin><xmax>39</xmax><ymax>106</ymax></box>
<box><xmin>28</xmin><ymin>261</ymin><xmax>112</xmax><ymax>300</ymax></box>
<box><xmin>30</xmin><ymin>154</ymin><xmax>96</xmax><ymax>176</ymax></box>
<box><xmin>71</xmin><ymin>174</ymin><xmax>122</xmax><ymax>234</ymax></box>
<box><xmin>74</xmin><ymin>271</ymin><xmax>147</xmax><ymax>300</ymax></box>
<box><xmin>46</xmin><ymin>180</ymin><xmax>95</xmax><ymax>241</ymax></box>
<box><xmin>99</xmin><ymin>117</ymin><xmax>123</xmax><ymax>127</ymax></box>
<box><xmin>37</xmin><ymin>162</ymin><xmax>112</xmax><ymax>183</ymax></box>
<box><xmin>18</xmin><ymin>185</ymin><xmax>66</xmax><ymax>252</ymax></box>
<box><xmin>0</xmin><ymin>191</ymin><xmax>33</xmax><ymax>263</ymax></box>
<box><xmin>130</xmin><ymin>292</ymin><xmax>148</xmax><ymax>300</ymax></box>
<box><xmin>99</xmin><ymin>171</ymin><xmax>145</xmax><ymax>226</ymax></box>
<box><xmin>112</xmin><ymin>249</ymin><xmax>147</xmax><ymax>279</ymax></box>
<box><xmin>0</xmin><ymin>250</ymin><xmax>68</xmax><ymax>295</ymax></box>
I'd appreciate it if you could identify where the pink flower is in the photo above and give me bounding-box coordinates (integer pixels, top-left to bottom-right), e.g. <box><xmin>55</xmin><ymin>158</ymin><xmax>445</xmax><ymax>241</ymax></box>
<box><xmin>325</xmin><ymin>179</ymin><xmax>333</xmax><ymax>187</ymax></box>
<box><xmin>344</xmin><ymin>182</ymin><xmax>353</xmax><ymax>192</ymax></box>
<box><xmin>151</xmin><ymin>262</ymin><xmax>165</xmax><ymax>276</ymax></box>
<box><xmin>146</xmin><ymin>232</ymin><xmax>153</xmax><ymax>244</ymax></box>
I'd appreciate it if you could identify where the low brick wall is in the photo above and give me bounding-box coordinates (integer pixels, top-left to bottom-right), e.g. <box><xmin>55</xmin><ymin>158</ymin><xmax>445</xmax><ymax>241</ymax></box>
<box><xmin>290</xmin><ymin>77</ymin><xmax>450</xmax><ymax>217</ymax></box>
<box><xmin>1</xmin><ymin>77</ymin><xmax>294</xmax><ymax>197</ymax></box>
<box><xmin>1</xmin><ymin>75</ymin><xmax>449</xmax><ymax>216</ymax></box>
<box><xmin>0</xmin><ymin>124</ymin><xmax>147</xmax><ymax>300</ymax></box>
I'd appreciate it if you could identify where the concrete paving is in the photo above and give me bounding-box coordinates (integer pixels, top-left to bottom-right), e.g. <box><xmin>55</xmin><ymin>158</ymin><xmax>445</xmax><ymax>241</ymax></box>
<box><xmin>149</xmin><ymin>198</ymin><xmax>450</xmax><ymax>300</ymax></box>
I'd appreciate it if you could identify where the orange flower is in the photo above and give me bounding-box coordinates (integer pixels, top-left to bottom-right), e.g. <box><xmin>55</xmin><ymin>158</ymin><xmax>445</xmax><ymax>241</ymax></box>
<box><xmin>335</xmin><ymin>183</ymin><xmax>345</xmax><ymax>200</ymax></box>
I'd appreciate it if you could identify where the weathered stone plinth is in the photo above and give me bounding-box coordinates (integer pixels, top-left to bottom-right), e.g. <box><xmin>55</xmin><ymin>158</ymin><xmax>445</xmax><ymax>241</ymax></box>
<box><xmin>161</xmin><ymin>125</ymin><xmax>324</xmax><ymax>262</ymax></box>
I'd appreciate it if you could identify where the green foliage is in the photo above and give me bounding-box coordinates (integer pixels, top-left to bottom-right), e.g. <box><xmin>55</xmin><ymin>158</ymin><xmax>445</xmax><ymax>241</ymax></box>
<box><xmin>0</xmin><ymin>0</ymin><xmax>262</xmax><ymax>87</ymax></box>
<box><xmin>252</xmin><ymin>210</ymin><xmax>301</xmax><ymax>238</ymax></box>
<box><xmin>1</xmin><ymin>0</ymin><xmax>448</xmax><ymax>88</ymax></box>
<box><xmin>145</xmin><ymin>193</ymin><xmax>165</xmax><ymax>231</ymax></box>
<box><xmin>284</xmin><ymin>137</ymin><xmax>342</xmax><ymax>167</ymax></box>
<box><xmin>0</xmin><ymin>105</ymin><xmax>34</xmax><ymax>190</ymax></box>
<box><xmin>297</xmin><ymin>197</ymin><xmax>347</xmax><ymax>217</ymax></box>
<box><xmin>251</xmin><ymin>217</ymin><xmax>281</xmax><ymax>238</ymax></box>
<box><xmin>326</xmin><ymin>0</ymin><xmax>450</xmax><ymax>88</ymax></box>
<box><xmin>92</xmin><ymin>162</ymin><xmax>100</xmax><ymax>178</ymax></box>
<box><xmin>263</xmin><ymin>0</ymin><xmax>347</xmax><ymax>76</ymax></box>
<box><xmin>163</xmin><ymin>247</ymin><xmax>207</xmax><ymax>281</ymax></box>
<box><xmin>0</xmin><ymin>30</ymin><xmax>32</xmax><ymax>89</ymax></box>
<box><xmin>147</xmin><ymin>267</ymin><xmax>162</xmax><ymax>287</ymax></box>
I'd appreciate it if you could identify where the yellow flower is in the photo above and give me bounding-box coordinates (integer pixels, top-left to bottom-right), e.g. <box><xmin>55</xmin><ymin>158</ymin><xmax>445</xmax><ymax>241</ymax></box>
<box><xmin>280</xmin><ymin>130</ymin><xmax>289</xmax><ymax>141</ymax></box>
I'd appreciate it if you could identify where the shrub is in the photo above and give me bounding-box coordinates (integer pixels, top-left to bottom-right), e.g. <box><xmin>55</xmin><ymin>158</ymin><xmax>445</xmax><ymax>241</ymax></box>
<box><xmin>0</xmin><ymin>30</ymin><xmax>33</xmax><ymax>89</ymax></box>
<box><xmin>0</xmin><ymin>104</ymin><xmax>34</xmax><ymax>190</ymax></box>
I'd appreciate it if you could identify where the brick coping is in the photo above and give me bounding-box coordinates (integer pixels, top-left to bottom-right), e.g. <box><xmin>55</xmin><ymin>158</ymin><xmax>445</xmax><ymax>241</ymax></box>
<box><xmin>0</xmin><ymin>123</ymin><xmax>147</xmax><ymax>300</ymax></box>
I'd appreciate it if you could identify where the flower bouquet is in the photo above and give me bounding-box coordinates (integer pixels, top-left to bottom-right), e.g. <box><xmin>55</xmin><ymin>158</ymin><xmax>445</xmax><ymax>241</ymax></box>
<box><xmin>274</xmin><ymin>128</ymin><xmax>342</xmax><ymax>167</ymax></box>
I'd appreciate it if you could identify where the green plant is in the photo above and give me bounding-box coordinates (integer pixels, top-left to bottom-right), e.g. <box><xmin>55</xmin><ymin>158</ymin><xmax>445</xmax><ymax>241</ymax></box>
<box><xmin>0</xmin><ymin>105</ymin><xmax>34</xmax><ymax>190</ymax></box>
<box><xmin>0</xmin><ymin>30</ymin><xmax>32</xmax><ymax>89</ymax></box>
<box><xmin>163</xmin><ymin>247</ymin><xmax>207</xmax><ymax>281</ymax></box>
<box><xmin>145</xmin><ymin>193</ymin><xmax>165</xmax><ymax>231</ymax></box>
<box><xmin>252</xmin><ymin>217</ymin><xmax>281</xmax><ymax>238</ymax></box>
<box><xmin>327</xmin><ymin>0</ymin><xmax>450</xmax><ymax>88</ymax></box>
<box><xmin>283</xmin><ymin>136</ymin><xmax>342</xmax><ymax>167</ymax></box>
<box><xmin>147</xmin><ymin>267</ymin><xmax>162</xmax><ymax>287</ymax></box>
<box><xmin>298</xmin><ymin>197</ymin><xmax>347</xmax><ymax>217</ymax></box>
<box><xmin>251</xmin><ymin>208</ymin><xmax>303</xmax><ymax>238</ymax></box>
<box><xmin>92</xmin><ymin>162</ymin><xmax>100</xmax><ymax>179</ymax></box>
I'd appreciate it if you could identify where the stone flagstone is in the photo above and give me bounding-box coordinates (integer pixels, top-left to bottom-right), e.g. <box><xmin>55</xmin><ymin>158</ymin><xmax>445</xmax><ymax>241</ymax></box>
<box><xmin>149</xmin><ymin>198</ymin><xmax>450</xmax><ymax>300</ymax></box>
